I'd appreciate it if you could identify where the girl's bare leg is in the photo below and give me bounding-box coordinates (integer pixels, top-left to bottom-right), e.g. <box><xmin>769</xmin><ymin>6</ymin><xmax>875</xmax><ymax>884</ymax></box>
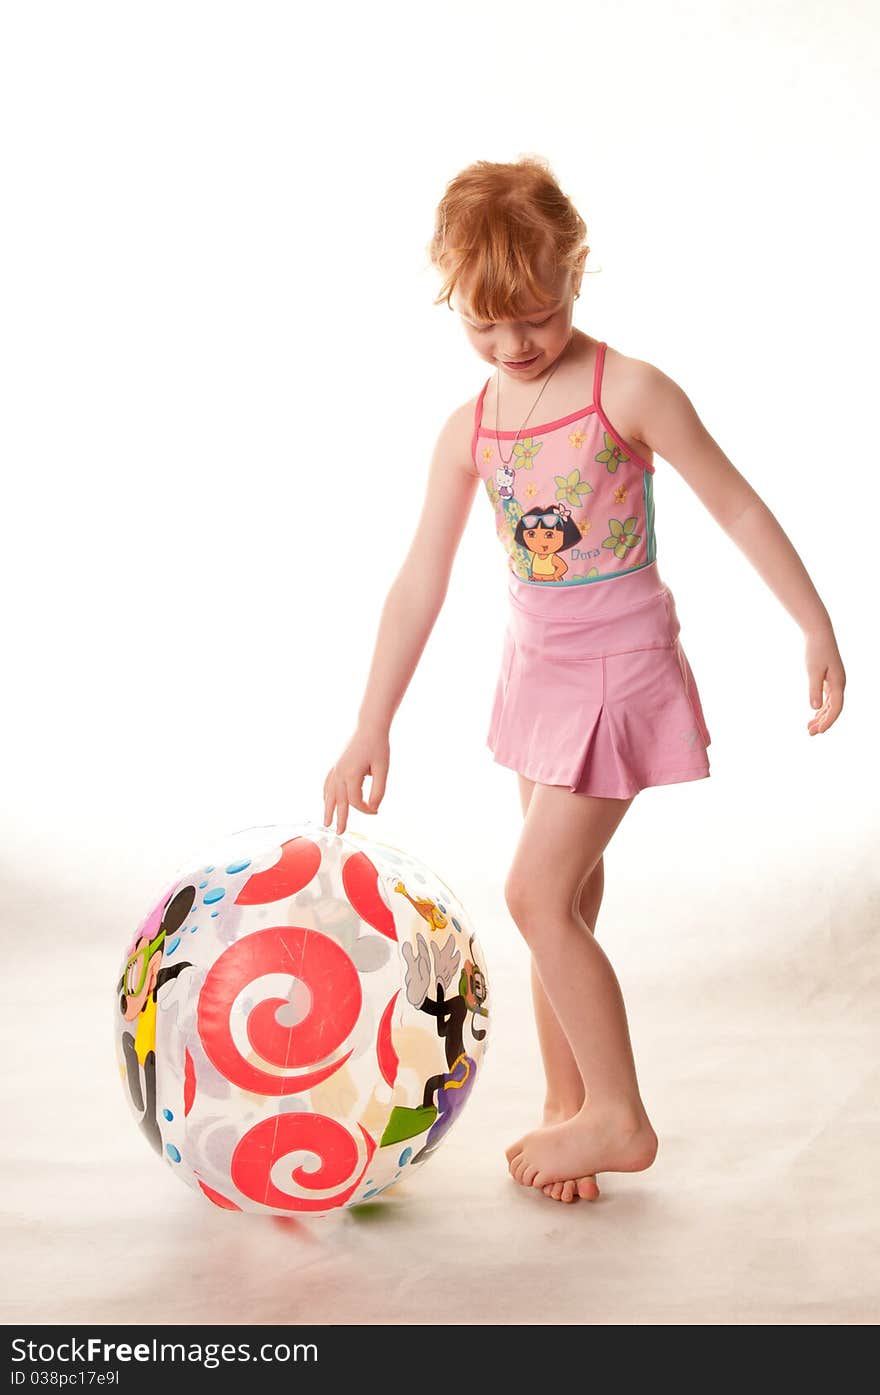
<box><xmin>518</xmin><ymin>773</ymin><xmax>604</xmax><ymax>1203</ymax></box>
<box><xmin>504</xmin><ymin>780</ymin><xmax>658</xmax><ymax>1190</ymax></box>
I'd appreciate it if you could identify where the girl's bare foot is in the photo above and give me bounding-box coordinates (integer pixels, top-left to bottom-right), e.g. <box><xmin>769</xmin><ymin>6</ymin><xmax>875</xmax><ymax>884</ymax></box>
<box><xmin>507</xmin><ymin>1102</ymin><xmax>658</xmax><ymax>1189</ymax></box>
<box><xmin>532</xmin><ymin>1102</ymin><xmax>599</xmax><ymax>1203</ymax></box>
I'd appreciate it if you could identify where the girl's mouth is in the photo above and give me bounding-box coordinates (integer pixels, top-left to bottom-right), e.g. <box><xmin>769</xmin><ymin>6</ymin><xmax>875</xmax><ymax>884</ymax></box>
<box><xmin>502</xmin><ymin>354</ymin><xmax>539</xmax><ymax>370</ymax></box>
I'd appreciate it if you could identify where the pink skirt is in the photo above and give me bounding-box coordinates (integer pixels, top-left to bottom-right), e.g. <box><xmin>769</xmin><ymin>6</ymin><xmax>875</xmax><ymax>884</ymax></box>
<box><xmin>487</xmin><ymin>562</ymin><xmax>712</xmax><ymax>799</ymax></box>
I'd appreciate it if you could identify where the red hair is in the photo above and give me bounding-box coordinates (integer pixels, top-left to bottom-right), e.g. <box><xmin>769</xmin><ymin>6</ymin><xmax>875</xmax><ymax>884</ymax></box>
<box><xmin>427</xmin><ymin>155</ymin><xmax>590</xmax><ymax>322</ymax></box>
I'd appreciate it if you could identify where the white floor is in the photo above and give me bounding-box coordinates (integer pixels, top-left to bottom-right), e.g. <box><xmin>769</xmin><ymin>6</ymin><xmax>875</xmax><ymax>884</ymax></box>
<box><xmin>2</xmin><ymin>837</ymin><xmax>878</xmax><ymax>1327</ymax></box>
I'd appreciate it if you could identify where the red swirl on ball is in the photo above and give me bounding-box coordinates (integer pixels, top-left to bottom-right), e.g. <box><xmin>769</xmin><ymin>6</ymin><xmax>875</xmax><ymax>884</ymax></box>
<box><xmin>234</xmin><ymin>837</ymin><xmax>321</xmax><ymax>905</ymax></box>
<box><xmin>342</xmin><ymin>851</ymin><xmax>397</xmax><ymax>940</ymax></box>
<box><xmin>231</xmin><ymin>1114</ymin><xmax>376</xmax><ymax>1212</ymax></box>
<box><xmin>197</xmin><ymin>925</ymin><xmax>362</xmax><ymax>1094</ymax></box>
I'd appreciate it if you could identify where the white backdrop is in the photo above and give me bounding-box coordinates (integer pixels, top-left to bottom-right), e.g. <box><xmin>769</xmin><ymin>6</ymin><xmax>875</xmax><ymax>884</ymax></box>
<box><xmin>2</xmin><ymin>0</ymin><xmax>878</xmax><ymax>1326</ymax></box>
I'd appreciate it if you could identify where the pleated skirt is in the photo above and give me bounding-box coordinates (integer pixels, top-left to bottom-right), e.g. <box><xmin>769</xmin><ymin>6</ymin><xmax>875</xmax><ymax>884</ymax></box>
<box><xmin>487</xmin><ymin>562</ymin><xmax>712</xmax><ymax>799</ymax></box>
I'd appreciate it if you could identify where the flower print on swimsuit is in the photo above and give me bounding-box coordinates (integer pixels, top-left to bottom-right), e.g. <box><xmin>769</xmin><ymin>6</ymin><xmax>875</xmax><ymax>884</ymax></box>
<box><xmin>596</xmin><ymin>431</ymin><xmax>630</xmax><ymax>474</ymax></box>
<box><xmin>510</xmin><ymin>437</ymin><xmax>543</xmax><ymax>470</ymax></box>
<box><xmin>514</xmin><ymin>500</ymin><xmax>582</xmax><ymax>583</ymax></box>
<box><xmin>602</xmin><ymin>515</ymin><xmax>642</xmax><ymax>561</ymax></box>
<box><xmin>554</xmin><ymin>467</ymin><xmax>594</xmax><ymax>510</ymax></box>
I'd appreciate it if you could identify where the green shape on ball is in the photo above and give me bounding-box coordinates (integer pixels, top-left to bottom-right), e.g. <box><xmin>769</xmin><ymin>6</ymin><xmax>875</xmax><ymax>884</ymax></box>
<box><xmin>380</xmin><ymin>1104</ymin><xmax>437</xmax><ymax>1146</ymax></box>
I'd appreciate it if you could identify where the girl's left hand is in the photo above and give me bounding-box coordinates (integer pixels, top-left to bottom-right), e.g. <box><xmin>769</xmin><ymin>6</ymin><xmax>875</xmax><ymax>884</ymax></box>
<box><xmin>805</xmin><ymin>627</ymin><xmax>846</xmax><ymax>735</ymax></box>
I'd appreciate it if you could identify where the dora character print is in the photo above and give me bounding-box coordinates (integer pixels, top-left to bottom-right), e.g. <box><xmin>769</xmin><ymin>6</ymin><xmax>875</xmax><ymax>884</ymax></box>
<box><xmin>514</xmin><ymin>500</ymin><xmax>582</xmax><ymax>582</ymax></box>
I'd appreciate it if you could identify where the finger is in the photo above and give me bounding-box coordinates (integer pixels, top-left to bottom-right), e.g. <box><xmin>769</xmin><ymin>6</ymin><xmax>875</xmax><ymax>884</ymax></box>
<box><xmin>344</xmin><ymin>777</ymin><xmax>372</xmax><ymax>816</ymax></box>
<box><xmin>807</xmin><ymin>679</ymin><xmax>844</xmax><ymax>732</ymax></box>
<box><xmin>367</xmin><ymin>766</ymin><xmax>388</xmax><ymax>810</ymax></box>
<box><xmin>817</xmin><ymin>695</ymin><xmax>843</xmax><ymax>731</ymax></box>
<box><xmin>335</xmin><ymin>790</ymin><xmax>350</xmax><ymax>835</ymax></box>
<box><xmin>808</xmin><ymin>672</ymin><xmax>827</xmax><ymax>710</ymax></box>
<box><xmin>827</xmin><ymin>674</ymin><xmax>846</xmax><ymax>713</ymax></box>
<box><xmin>807</xmin><ymin>694</ymin><xmax>828</xmax><ymax>721</ymax></box>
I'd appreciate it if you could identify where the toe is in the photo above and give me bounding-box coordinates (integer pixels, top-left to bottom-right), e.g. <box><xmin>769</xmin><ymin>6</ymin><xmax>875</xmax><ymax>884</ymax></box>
<box><xmin>522</xmin><ymin>1163</ymin><xmax>540</xmax><ymax>1187</ymax></box>
<box><xmin>508</xmin><ymin>1151</ymin><xmax>524</xmax><ymax>1179</ymax></box>
<box><xmin>505</xmin><ymin>1138</ymin><xmax>524</xmax><ymax>1162</ymax></box>
<box><xmin>513</xmin><ymin>1158</ymin><xmax>530</xmax><ymax>1185</ymax></box>
<box><xmin>561</xmin><ymin>1180</ymin><xmax>576</xmax><ymax>1203</ymax></box>
<box><xmin>551</xmin><ymin>1182</ymin><xmax>565</xmax><ymax>1201</ymax></box>
<box><xmin>577</xmin><ymin>1174</ymin><xmax>600</xmax><ymax>1201</ymax></box>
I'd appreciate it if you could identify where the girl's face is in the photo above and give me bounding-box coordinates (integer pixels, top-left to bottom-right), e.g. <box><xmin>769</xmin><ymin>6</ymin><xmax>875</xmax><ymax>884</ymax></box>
<box><xmin>453</xmin><ymin>261</ymin><xmax>581</xmax><ymax>383</ymax></box>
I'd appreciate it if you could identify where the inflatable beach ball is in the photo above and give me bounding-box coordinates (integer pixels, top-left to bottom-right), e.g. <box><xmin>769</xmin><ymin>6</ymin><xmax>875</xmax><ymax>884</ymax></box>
<box><xmin>114</xmin><ymin>819</ymin><xmax>490</xmax><ymax>1216</ymax></box>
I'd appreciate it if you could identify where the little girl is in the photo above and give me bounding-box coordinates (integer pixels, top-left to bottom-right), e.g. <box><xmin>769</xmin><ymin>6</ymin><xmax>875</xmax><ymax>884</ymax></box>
<box><xmin>323</xmin><ymin>155</ymin><xmax>846</xmax><ymax>1205</ymax></box>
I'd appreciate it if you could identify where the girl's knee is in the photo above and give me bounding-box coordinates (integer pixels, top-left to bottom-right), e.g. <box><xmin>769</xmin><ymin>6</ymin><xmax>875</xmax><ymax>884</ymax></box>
<box><xmin>504</xmin><ymin>876</ymin><xmax>569</xmax><ymax>944</ymax></box>
<box><xmin>575</xmin><ymin>855</ymin><xmax>605</xmax><ymax>912</ymax></box>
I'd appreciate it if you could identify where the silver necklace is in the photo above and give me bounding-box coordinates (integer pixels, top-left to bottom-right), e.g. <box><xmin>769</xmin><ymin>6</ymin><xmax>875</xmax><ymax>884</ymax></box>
<box><xmin>493</xmin><ymin>330</ymin><xmax>573</xmax><ymax>466</ymax></box>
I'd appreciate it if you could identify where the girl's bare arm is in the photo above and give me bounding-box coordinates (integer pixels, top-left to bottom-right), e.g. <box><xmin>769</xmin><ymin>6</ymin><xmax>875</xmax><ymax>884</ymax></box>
<box><xmin>629</xmin><ymin>360</ymin><xmax>845</xmax><ymax>734</ymax></box>
<box><xmin>323</xmin><ymin>403</ymin><xmax>480</xmax><ymax>833</ymax></box>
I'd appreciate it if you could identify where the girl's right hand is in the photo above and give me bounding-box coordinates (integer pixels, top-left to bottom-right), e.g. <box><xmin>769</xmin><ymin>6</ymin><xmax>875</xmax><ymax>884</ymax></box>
<box><xmin>323</xmin><ymin>727</ymin><xmax>390</xmax><ymax>835</ymax></box>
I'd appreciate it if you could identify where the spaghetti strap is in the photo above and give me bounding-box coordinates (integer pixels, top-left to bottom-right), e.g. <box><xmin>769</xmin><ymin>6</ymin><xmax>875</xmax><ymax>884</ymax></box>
<box><xmin>471</xmin><ymin>377</ymin><xmax>491</xmax><ymax>469</ymax></box>
<box><xmin>590</xmin><ymin>340</ymin><xmax>653</xmax><ymax>474</ymax></box>
<box><xmin>592</xmin><ymin>340</ymin><xmax>608</xmax><ymax>410</ymax></box>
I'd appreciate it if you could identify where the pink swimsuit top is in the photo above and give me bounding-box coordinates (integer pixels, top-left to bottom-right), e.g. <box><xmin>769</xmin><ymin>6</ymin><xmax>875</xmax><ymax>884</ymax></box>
<box><xmin>471</xmin><ymin>341</ymin><xmax>656</xmax><ymax>587</ymax></box>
